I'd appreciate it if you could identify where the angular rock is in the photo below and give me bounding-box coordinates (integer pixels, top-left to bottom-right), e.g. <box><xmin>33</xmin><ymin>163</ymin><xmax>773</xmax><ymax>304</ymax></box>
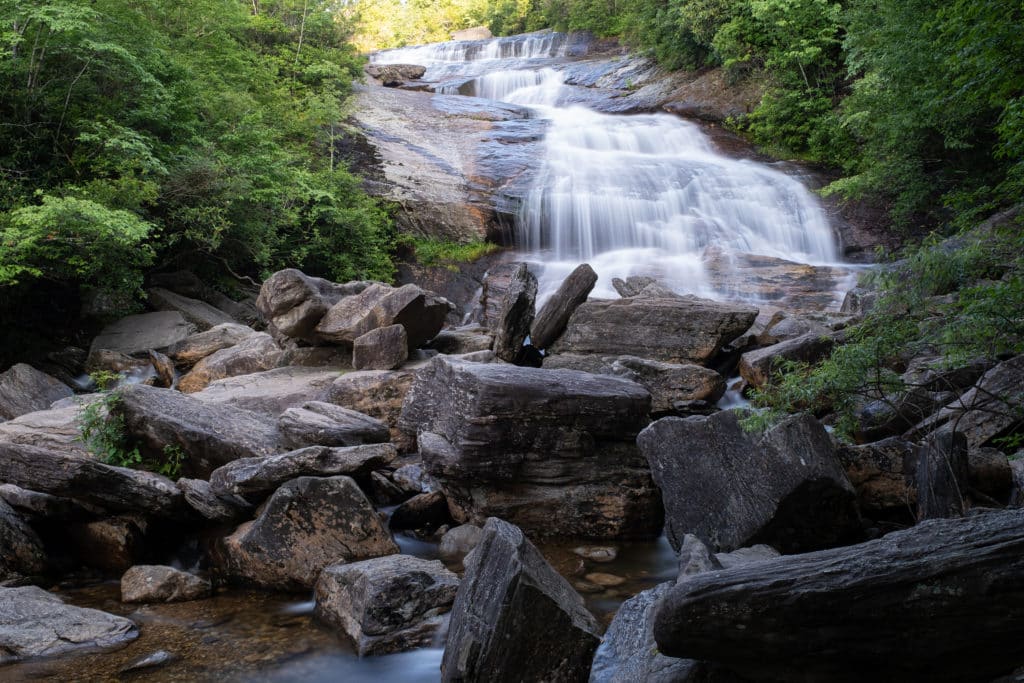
<box><xmin>121</xmin><ymin>565</ymin><xmax>212</xmax><ymax>603</ymax></box>
<box><xmin>836</xmin><ymin>438</ymin><xmax>916</xmax><ymax>519</ymax></box>
<box><xmin>209</xmin><ymin>443</ymin><xmax>397</xmax><ymax>497</ymax></box>
<box><xmin>531</xmin><ymin>263</ymin><xmax>597</xmax><ymax>350</ymax></box>
<box><xmin>0</xmin><ymin>403</ymin><xmax>92</xmax><ymax>457</ymax></box>
<box><xmin>756</xmin><ymin>313</ymin><xmax>831</xmax><ymax>346</ymax></box>
<box><xmin>653</xmin><ymin>509</ymin><xmax>1024</xmax><ymax>683</ymax></box>
<box><xmin>115</xmin><ymin>383</ymin><xmax>281</xmax><ymax>478</ymax></box>
<box><xmin>147</xmin><ymin>349</ymin><xmax>176</xmax><ymax>388</ymax></box>
<box><xmin>0</xmin><ymin>364</ymin><xmax>73</xmax><ymax>420</ymax></box>
<box><xmin>121</xmin><ymin>650</ymin><xmax>174</xmax><ymax>673</ymax></box>
<box><xmin>88</xmin><ymin>311</ymin><xmax>191</xmax><ymax>364</ymax></box>
<box><xmin>366</xmin><ymin>63</ymin><xmax>427</xmax><ymax>85</ymax></box>
<box><xmin>0</xmin><ymin>442</ymin><xmax>183</xmax><ymax>518</ymax></box>
<box><xmin>0</xmin><ymin>499</ymin><xmax>47</xmax><ymax>579</ymax></box>
<box><xmin>638</xmin><ymin>412</ymin><xmax>860</xmax><ymax>553</ymax></box>
<box><xmin>611</xmin><ymin>276</ymin><xmax>678</xmax><ymax>299</ymax></box>
<box><xmin>714</xmin><ymin>544</ymin><xmax>780</xmax><ymax>570</ymax></box>
<box><xmin>352</xmin><ymin>324</ymin><xmax>409</xmax><ymax>370</ymax></box>
<box><xmin>0</xmin><ymin>586</ymin><xmax>137</xmax><ymax>663</ymax></box>
<box><xmin>969</xmin><ymin>447</ymin><xmax>1013</xmax><ymax>504</ymax></box>
<box><xmin>857</xmin><ymin>388</ymin><xmax>958</xmax><ymax>442</ymax></box>
<box><xmin>165</xmin><ymin>323</ymin><xmax>256</xmax><ymax>367</ymax></box>
<box><xmin>69</xmin><ymin>516</ymin><xmax>148</xmax><ymax>572</ymax></box>
<box><xmin>392</xmin><ymin>462</ymin><xmax>439</xmax><ymax>495</ymax></box>
<box><xmin>0</xmin><ymin>484</ymin><xmax>99</xmax><ymax>522</ymax></box>
<box><xmin>676</xmin><ymin>533</ymin><xmax>722</xmax><ymax>580</ymax></box>
<box><xmin>738</xmin><ymin>331</ymin><xmax>837</xmax><ymax>388</ymax></box>
<box><xmin>278</xmin><ymin>345</ymin><xmax>353</xmax><ymax>368</ymax></box>
<box><xmin>491</xmin><ymin>262</ymin><xmax>537</xmax><ymax>363</ymax></box>
<box><xmin>176</xmin><ymin>478</ymin><xmax>252</xmax><ymax>524</ymax></box>
<box><xmin>215</xmin><ymin>476</ymin><xmax>398</xmax><ymax>589</ymax></box>
<box><xmin>148</xmin><ymin>287</ymin><xmax>236</xmax><ymax>331</ymax></box>
<box><xmin>315</xmin><ymin>283</ymin><xmax>450</xmax><ymax>349</ymax></box>
<box><xmin>278</xmin><ymin>401</ymin><xmax>390</xmax><ymax>450</ymax></box>
<box><xmin>401</xmin><ymin>356</ymin><xmax>661</xmax><ymax>538</ymax></box>
<box><xmin>429</xmin><ymin>326</ymin><xmax>494</xmax><ymax>355</ymax></box>
<box><xmin>442</xmin><ymin>518</ymin><xmax>601</xmax><ymax>682</ymax></box>
<box><xmin>177</xmin><ymin>332</ymin><xmax>282</xmax><ymax>393</ymax></box>
<box><xmin>327</xmin><ymin>367</ymin><xmax>420</xmax><ymax>449</ymax></box>
<box><xmin>915</xmin><ymin>429</ymin><xmax>969</xmax><ymax>521</ymax></box>
<box><xmin>256</xmin><ymin>269</ymin><xmax>359</xmax><ymax>342</ymax></box>
<box><xmin>611</xmin><ymin>356</ymin><xmax>725</xmax><ymax>413</ymax></box>
<box><xmin>315</xmin><ymin>555</ymin><xmax>459</xmax><ymax>655</ymax></box>
<box><xmin>192</xmin><ymin>366</ymin><xmax>339</xmax><ymax>415</ymax></box>
<box><xmin>552</xmin><ymin>297</ymin><xmax>758</xmax><ymax>365</ymax></box>
<box><xmin>438</xmin><ymin>523</ymin><xmax>483</xmax><ymax>564</ymax></box>
<box><xmin>389</xmin><ymin>491</ymin><xmax>451</xmax><ymax>532</ymax></box>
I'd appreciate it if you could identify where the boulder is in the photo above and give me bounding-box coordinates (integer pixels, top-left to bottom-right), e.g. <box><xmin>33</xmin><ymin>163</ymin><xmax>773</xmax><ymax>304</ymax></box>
<box><xmin>121</xmin><ymin>565</ymin><xmax>212</xmax><ymax>603</ymax></box>
<box><xmin>0</xmin><ymin>442</ymin><xmax>183</xmax><ymax>518</ymax></box>
<box><xmin>176</xmin><ymin>478</ymin><xmax>252</xmax><ymax>524</ymax></box>
<box><xmin>969</xmin><ymin>447</ymin><xmax>1013</xmax><ymax>504</ymax></box>
<box><xmin>392</xmin><ymin>462</ymin><xmax>439</xmax><ymax>495</ymax></box>
<box><xmin>389</xmin><ymin>491</ymin><xmax>451</xmax><ymax>532</ymax></box>
<box><xmin>738</xmin><ymin>331</ymin><xmax>837</xmax><ymax>388</ymax></box>
<box><xmin>638</xmin><ymin>412</ymin><xmax>861</xmax><ymax>553</ymax></box>
<box><xmin>915</xmin><ymin>429</ymin><xmax>969</xmax><ymax>521</ymax></box>
<box><xmin>0</xmin><ymin>586</ymin><xmax>137</xmax><ymax>663</ymax></box>
<box><xmin>611</xmin><ymin>276</ymin><xmax>679</xmax><ymax>299</ymax></box>
<box><xmin>326</xmin><ymin>367</ymin><xmax>420</xmax><ymax>449</ymax></box>
<box><xmin>352</xmin><ymin>324</ymin><xmax>409</xmax><ymax>370</ymax></box>
<box><xmin>429</xmin><ymin>326</ymin><xmax>494</xmax><ymax>355</ymax></box>
<box><xmin>857</xmin><ymin>388</ymin><xmax>958</xmax><ymax>442</ymax></box>
<box><xmin>438</xmin><ymin>523</ymin><xmax>483</xmax><ymax>564</ymax></box>
<box><xmin>653</xmin><ymin>509</ymin><xmax>1024</xmax><ymax>683</ymax></box>
<box><xmin>88</xmin><ymin>311</ymin><xmax>191</xmax><ymax>365</ymax></box>
<box><xmin>0</xmin><ymin>499</ymin><xmax>47</xmax><ymax>580</ymax></box>
<box><xmin>401</xmin><ymin>356</ymin><xmax>661</xmax><ymax>538</ymax></box>
<box><xmin>84</xmin><ymin>349</ymin><xmax>151</xmax><ymax>377</ymax></box>
<box><xmin>0</xmin><ymin>364</ymin><xmax>73</xmax><ymax>420</ymax></box>
<box><xmin>215</xmin><ymin>476</ymin><xmax>398</xmax><ymax>589</ymax></box>
<box><xmin>836</xmin><ymin>438</ymin><xmax>916</xmax><ymax>519</ymax></box>
<box><xmin>177</xmin><ymin>332</ymin><xmax>282</xmax><ymax>393</ymax></box>
<box><xmin>315</xmin><ymin>283</ymin><xmax>450</xmax><ymax>349</ymax></box>
<box><xmin>0</xmin><ymin>484</ymin><xmax>100</xmax><ymax>521</ymax></box>
<box><xmin>278</xmin><ymin>345</ymin><xmax>353</xmax><ymax>368</ymax></box>
<box><xmin>551</xmin><ymin>297</ymin><xmax>757</xmax><ymax>365</ymax></box>
<box><xmin>315</xmin><ymin>555</ymin><xmax>459</xmax><ymax>655</ymax></box>
<box><xmin>278</xmin><ymin>401</ymin><xmax>390</xmax><ymax>450</ymax></box>
<box><xmin>532</xmin><ymin>265</ymin><xmax>598</xmax><ymax>350</ymax></box>
<box><xmin>365</xmin><ymin>63</ymin><xmax>428</xmax><ymax>86</ymax></box>
<box><xmin>191</xmin><ymin>366</ymin><xmax>339</xmax><ymax>415</ymax></box>
<box><xmin>755</xmin><ymin>313</ymin><xmax>831</xmax><ymax>346</ymax></box>
<box><xmin>68</xmin><ymin>516</ymin><xmax>148</xmax><ymax>572</ymax></box>
<box><xmin>165</xmin><ymin>323</ymin><xmax>256</xmax><ymax>367</ymax></box>
<box><xmin>442</xmin><ymin>518</ymin><xmax>601</xmax><ymax>682</ymax></box>
<box><xmin>491</xmin><ymin>263</ymin><xmax>537</xmax><ymax>363</ymax></box>
<box><xmin>714</xmin><ymin>544</ymin><xmax>780</xmax><ymax>570</ymax></box>
<box><xmin>209</xmin><ymin>443</ymin><xmax>397</xmax><ymax>497</ymax></box>
<box><xmin>0</xmin><ymin>403</ymin><xmax>92</xmax><ymax>457</ymax></box>
<box><xmin>676</xmin><ymin>533</ymin><xmax>722</xmax><ymax>579</ymax></box>
<box><xmin>115</xmin><ymin>383</ymin><xmax>282</xmax><ymax>478</ymax></box>
<box><xmin>147</xmin><ymin>349</ymin><xmax>176</xmax><ymax>388</ymax></box>
<box><xmin>255</xmin><ymin>269</ymin><xmax>361</xmax><ymax>343</ymax></box>
<box><xmin>147</xmin><ymin>287</ymin><xmax>236</xmax><ymax>331</ymax></box>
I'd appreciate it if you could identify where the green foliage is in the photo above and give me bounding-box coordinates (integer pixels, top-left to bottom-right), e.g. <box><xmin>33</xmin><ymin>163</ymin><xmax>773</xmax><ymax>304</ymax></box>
<box><xmin>158</xmin><ymin>444</ymin><xmax>186</xmax><ymax>479</ymax></box>
<box><xmin>398</xmin><ymin>235</ymin><xmax>500</xmax><ymax>269</ymax></box>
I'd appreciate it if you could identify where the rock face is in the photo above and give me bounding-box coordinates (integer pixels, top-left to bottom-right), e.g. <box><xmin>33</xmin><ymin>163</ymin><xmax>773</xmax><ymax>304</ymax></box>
<box><xmin>215</xmin><ymin>476</ymin><xmax>398</xmax><ymax>589</ymax></box>
<box><xmin>530</xmin><ymin>263</ymin><xmax>598</xmax><ymax>351</ymax></box>
<box><xmin>0</xmin><ymin>586</ymin><xmax>138</xmax><ymax>663</ymax></box>
<box><xmin>0</xmin><ymin>499</ymin><xmax>47</xmax><ymax>579</ymax></box>
<box><xmin>0</xmin><ymin>364</ymin><xmax>73</xmax><ymax>420</ymax></box>
<box><xmin>352</xmin><ymin>324</ymin><xmax>409</xmax><ymax>370</ymax></box>
<box><xmin>442</xmin><ymin>518</ymin><xmax>601</xmax><ymax>683</ymax></box>
<box><xmin>315</xmin><ymin>555</ymin><xmax>459</xmax><ymax>655</ymax></box>
<box><xmin>491</xmin><ymin>262</ymin><xmax>537</xmax><ymax>363</ymax></box>
<box><xmin>148</xmin><ymin>287</ymin><xmax>236</xmax><ymax>331</ymax></box>
<box><xmin>121</xmin><ymin>565</ymin><xmax>212</xmax><ymax>603</ymax></box>
<box><xmin>653</xmin><ymin>509</ymin><xmax>1024</xmax><ymax>683</ymax></box>
<box><xmin>638</xmin><ymin>411</ymin><xmax>861</xmax><ymax>553</ymax></box>
<box><xmin>551</xmin><ymin>297</ymin><xmax>757</xmax><ymax>365</ymax></box>
<box><xmin>255</xmin><ymin>269</ymin><xmax>357</xmax><ymax>342</ymax></box>
<box><xmin>278</xmin><ymin>401</ymin><xmax>390</xmax><ymax>450</ymax></box>
<box><xmin>209</xmin><ymin>443</ymin><xmax>397</xmax><ymax>497</ymax></box>
<box><xmin>401</xmin><ymin>356</ymin><xmax>661</xmax><ymax>538</ymax></box>
<box><xmin>115</xmin><ymin>384</ymin><xmax>281</xmax><ymax>477</ymax></box>
<box><xmin>88</xmin><ymin>311</ymin><xmax>191</xmax><ymax>364</ymax></box>
<box><xmin>177</xmin><ymin>332</ymin><xmax>282</xmax><ymax>393</ymax></box>
<box><xmin>166</xmin><ymin>323</ymin><xmax>256</xmax><ymax>367</ymax></box>
<box><xmin>0</xmin><ymin>442</ymin><xmax>182</xmax><ymax>518</ymax></box>
<box><xmin>315</xmin><ymin>283</ymin><xmax>450</xmax><ymax>349</ymax></box>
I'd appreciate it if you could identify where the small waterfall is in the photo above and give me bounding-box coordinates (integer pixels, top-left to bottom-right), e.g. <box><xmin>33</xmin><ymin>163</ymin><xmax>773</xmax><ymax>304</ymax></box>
<box><xmin>440</xmin><ymin>68</ymin><xmax>565</xmax><ymax>105</ymax></box>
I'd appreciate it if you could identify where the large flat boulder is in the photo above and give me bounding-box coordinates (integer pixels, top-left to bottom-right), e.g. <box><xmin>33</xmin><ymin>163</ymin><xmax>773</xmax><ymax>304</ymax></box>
<box><xmin>653</xmin><ymin>509</ymin><xmax>1024</xmax><ymax>683</ymax></box>
<box><xmin>0</xmin><ymin>442</ymin><xmax>183</xmax><ymax>518</ymax></box>
<box><xmin>550</xmin><ymin>296</ymin><xmax>757</xmax><ymax>365</ymax></box>
<box><xmin>278</xmin><ymin>401</ymin><xmax>390</xmax><ymax>450</ymax></box>
<box><xmin>177</xmin><ymin>332</ymin><xmax>282</xmax><ymax>393</ymax></box>
<box><xmin>0</xmin><ymin>586</ymin><xmax>138</xmax><ymax>663</ymax></box>
<box><xmin>315</xmin><ymin>555</ymin><xmax>459</xmax><ymax>655</ymax></box>
<box><xmin>214</xmin><ymin>476</ymin><xmax>398</xmax><ymax>590</ymax></box>
<box><xmin>115</xmin><ymin>384</ymin><xmax>282</xmax><ymax>478</ymax></box>
<box><xmin>638</xmin><ymin>411</ymin><xmax>861</xmax><ymax>553</ymax></box>
<box><xmin>442</xmin><ymin>518</ymin><xmax>601</xmax><ymax>682</ymax></box>
<box><xmin>0</xmin><ymin>403</ymin><xmax>92</xmax><ymax>457</ymax></box>
<box><xmin>191</xmin><ymin>366</ymin><xmax>340</xmax><ymax>415</ymax></box>
<box><xmin>400</xmin><ymin>356</ymin><xmax>661</xmax><ymax>538</ymax></box>
<box><xmin>147</xmin><ymin>287</ymin><xmax>236</xmax><ymax>331</ymax></box>
<box><xmin>88</xmin><ymin>311</ymin><xmax>191</xmax><ymax>364</ymax></box>
<box><xmin>0</xmin><ymin>364</ymin><xmax>73</xmax><ymax>420</ymax></box>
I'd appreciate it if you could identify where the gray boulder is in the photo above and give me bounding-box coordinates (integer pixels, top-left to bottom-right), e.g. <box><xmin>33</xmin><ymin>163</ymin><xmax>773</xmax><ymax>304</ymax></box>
<box><xmin>121</xmin><ymin>565</ymin><xmax>212</xmax><ymax>603</ymax></box>
<box><xmin>315</xmin><ymin>282</ymin><xmax>450</xmax><ymax>349</ymax></box>
<box><xmin>0</xmin><ymin>499</ymin><xmax>47</xmax><ymax>580</ymax></box>
<box><xmin>177</xmin><ymin>332</ymin><xmax>282</xmax><ymax>393</ymax></box>
<box><xmin>401</xmin><ymin>356</ymin><xmax>661</xmax><ymax>538</ymax></box>
<box><xmin>531</xmin><ymin>264</ymin><xmax>598</xmax><ymax>351</ymax></box>
<box><xmin>147</xmin><ymin>287</ymin><xmax>236</xmax><ymax>331</ymax></box>
<box><xmin>366</xmin><ymin>63</ymin><xmax>428</xmax><ymax>85</ymax></box>
<box><xmin>0</xmin><ymin>364</ymin><xmax>73</xmax><ymax>420</ymax></box>
<box><xmin>551</xmin><ymin>296</ymin><xmax>757</xmax><ymax>365</ymax></box>
<box><xmin>0</xmin><ymin>483</ymin><xmax>100</xmax><ymax>522</ymax></box>
<box><xmin>442</xmin><ymin>518</ymin><xmax>601</xmax><ymax>682</ymax></box>
<box><xmin>491</xmin><ymin>263</ymin><xmax>537</xmax><ymax>363</ymax></box>
<box><xmin>176</xmin><ymin>478</ymin><xmax>252</xmax><ymax>523</ymax></box>
<box><xmin>256</xmin><ymin>269</ymin><xmax>362</xmax><ymax>342</ymax></box>
<box><xmin>165</xmin><ymin>323</ymin><xmax>256</xmax><ymax>367</ymax></box>
<box><xmin>327</xmin><ymin>367</ymin><xmax>421</xmax><ymax>450</ymax></box>
<box><xmin>115</xmin><ymin>383</ymin><xmax>282</xmax><ymax>478</ymax></box>
<box><xmin>215</xmin><ymin>476</ymin><xmax>398</xmax><ymax>589</ymax></box>
<box><xmin>0</xmin><ymin>402</ymin><xmax>91</xmax><ymax>457</ymax></box>
<box><xmin>438</xmin><ymin>523</ymin><xmax>483</xmax><ymax>564</ymax></box>
<box><xmin>429</xmin><ymin>326</ymin><xmax>494</xmax><ymax>355</ymax></box>
<box><xmin>0</xmin><ymin>586</ymin><xmax>137</xmax><ymax>663</ymax></box>
<box><xmin>738</xmin><ymin>331</ymin><xmax>837</xmax><ymax>388</ymax></box>
<box><xmin>192</xmin><ymin>366</ymin><xmax>339</xmax><ymax>415</ymax></box>
<box><xmin>837</xmin><ymin>438</ymin><xmax>916</xmax><ymax>520</ymax></box>
<box><xmin>352</xmin><ymin>324</ymin><xmax>409</xmax><ymax>370</ymax></box>
<box><xmin>209</xmin><ymin>443</ymin><xmax>397</xmax><ymax>497</ymax></box>
<box><xmin>278</xmin><ymin>401</ymin><xmax>390</xmax><ymax>450</ymax></box>
<box><xmin>315</xmin><ymin>555</ymin><xmax>459</xmax><ymax>655</ymax></box>
<box><xmin>88</xmin><ymin>311</ymin><xmax>191</xmax><ymax>365</ymax></box>
<box><xmin>638</xmin><ymin>411</ymin><xmax>860</xmax><ymax>553</ymax></box>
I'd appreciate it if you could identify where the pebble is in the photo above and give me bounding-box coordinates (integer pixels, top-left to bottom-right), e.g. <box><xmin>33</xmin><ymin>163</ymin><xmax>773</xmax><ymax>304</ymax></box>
<box><xmin>572</xmin><ymin>546</ymin><xmax>618</xmax><ymax>563</ymax></box>
<box><xmin>583</xmin><ymin>572</ymin><xmax>627</xmax><ymax>587</ymax></box>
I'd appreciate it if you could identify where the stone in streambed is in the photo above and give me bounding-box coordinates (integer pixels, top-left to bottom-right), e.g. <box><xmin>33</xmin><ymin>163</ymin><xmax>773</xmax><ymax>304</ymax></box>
<box><xmin>177</xmin><ymin>332</ymin><xmax>282</xmax><ymax>393</ymax></box>
<box><xmin>353</xmin><ymin>324</ymin><xmax>409</xmax><ymax>370</ymax></box>
<box><xmin>147</xmin><ymin>287</ymin><xmax>236</xmax><ymax>331</ymax></box>
<box><xmin>315</xmin><ymin>282</ymin><xmax>451</xmax><ymax>349</ymax></box>
<box><xmin>530</xmin><ymin>263</ymin><xmax>597</xmax><ymax>350</ymax></box>
<box><xmin>278</xmin><ymin>401</ymin><xmax>390</xmax><ymax>449</ymax></box>
<box><xmin>88</xmin><ymin>311</ymin><xmax>191</xmax><ymax>367</ymax></box>
<box><xmin>491</xmin><ymin>262</ymin><xmax>536</xmax><ymax>363</ymax></box>
<box><xmin>166</xmin><ymin>323</ymin><xmax>256</xmax><ymax>367</ymax></box>
<box><xmin>121</xmin><ymin>565</ymin><xmax>212</xmax><ymax>603</ymax></box>
<box><xmin>191</xmin><ymin>366</ymin><xmax>340</xmax><ymax>416</ymax></box>
<box><xmin>176</xmin><ymin>478</ymin><xmax>253</xmax><ymax>523</ymax></box>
